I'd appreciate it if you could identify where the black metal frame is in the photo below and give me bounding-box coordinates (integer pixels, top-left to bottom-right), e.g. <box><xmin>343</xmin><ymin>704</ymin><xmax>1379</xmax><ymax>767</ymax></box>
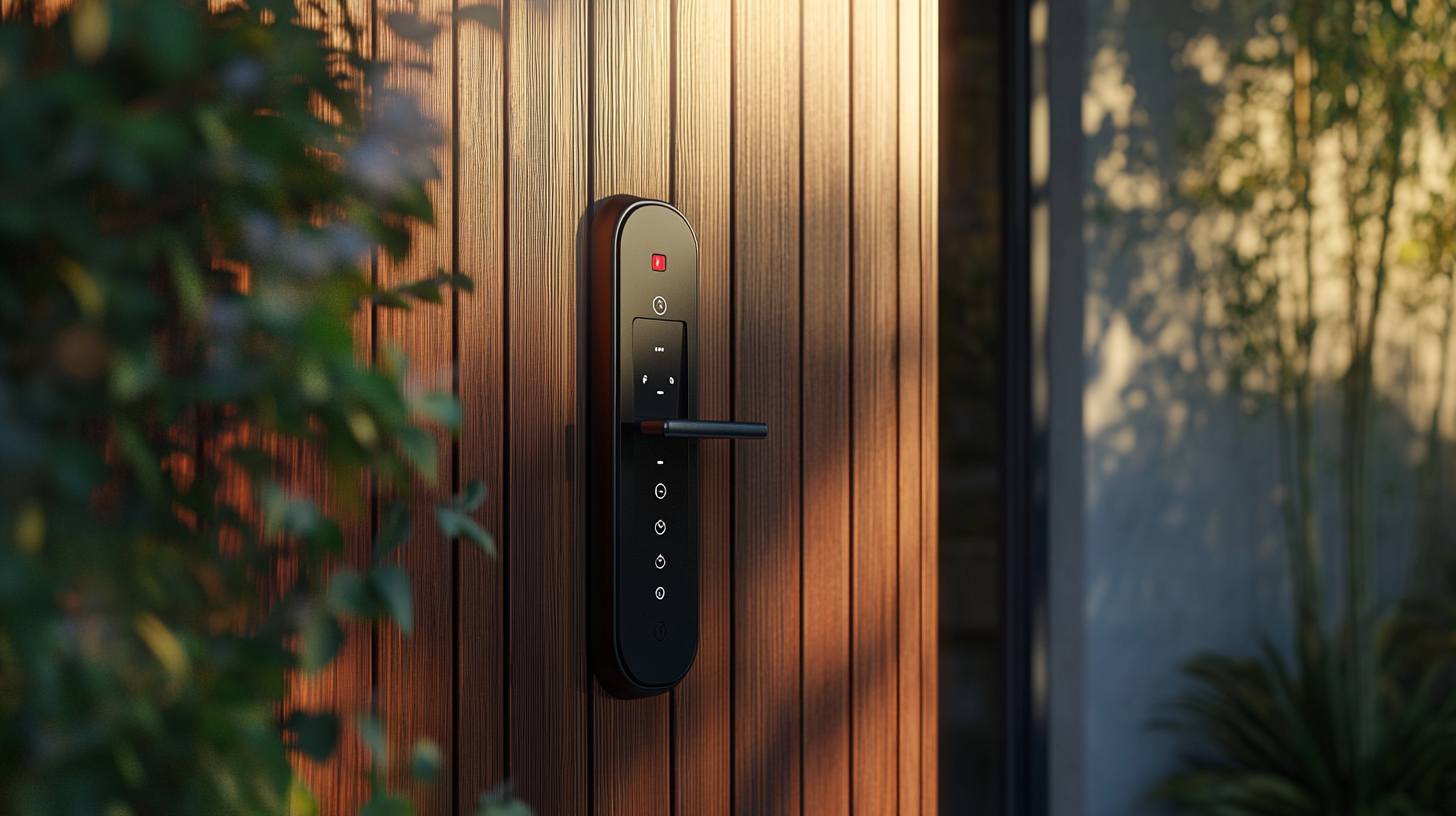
<box><xmin>1001</xmin><ymin>0</ymin><xmax>1048</xmax><ymax>813</ymax></box>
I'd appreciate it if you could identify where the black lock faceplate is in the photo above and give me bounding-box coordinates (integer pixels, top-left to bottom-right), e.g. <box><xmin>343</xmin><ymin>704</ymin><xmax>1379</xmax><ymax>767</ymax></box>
<box><xmin>588</xmin><ymin>196</ymin><xmax>700</xmax><ymax>697</ymax></box>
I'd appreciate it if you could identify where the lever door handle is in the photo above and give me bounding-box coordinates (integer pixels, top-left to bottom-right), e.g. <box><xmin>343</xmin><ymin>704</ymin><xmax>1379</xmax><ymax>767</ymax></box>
<box><xmin>639</xmin><ymin>419</ymin><xmax>769</xmax><ymax>439</ymax></box>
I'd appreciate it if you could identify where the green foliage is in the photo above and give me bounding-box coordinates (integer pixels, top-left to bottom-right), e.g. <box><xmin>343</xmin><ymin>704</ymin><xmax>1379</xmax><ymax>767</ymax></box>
<box><xmin>1152</xmin><ymin>615</ymin><xmax>1456</xmax><ymax>815</ymax></box>
<box><xmin>0</xmin><ymin>0</ymin><xmax>523</xmax><ymax>813</ymax></box>
<box><xmin>1155</xmin><ymin>1</ymin><xmax>1456</xmax><ymax>810</ymax></box>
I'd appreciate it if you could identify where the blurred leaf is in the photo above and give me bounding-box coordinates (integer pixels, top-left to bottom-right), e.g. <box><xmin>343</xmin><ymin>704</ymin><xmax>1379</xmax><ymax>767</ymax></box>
<box><xmin>475</xmin><ymin>780</ymin><xmax>533</xmax><ymax>816</ymax></box>
<box><xmin>374</xmin><ymin>502</ymin><xmax>413</xmax><ymax>563</ymax></box>
<box><xmin>285</xmin><ymin>712</ymin><xmax>339</xmax><ymax>763</ymax></box>
<box><xmin>289</xmin><ymin>780</ymin><xmax>321</xmax><ymax>816</ymax></box>
<box><xmin>70</xmin><ymin>0</ymin><xmax>110</xmax><ymax>62</ymax></box>
<box><xmin>409</xmin><ymin>740</ymin><xmax>441</xmax><ymax>782</ymax></box>
<box><xmin>306</xmin><ymin>518</ymin><xmax>345</xmax><ymax>558</ymax></box>
<box><xmin>412</xmin><ymin>391</ymin><xmax>460</xmax><ymax>430</ymax></box>
<box><xmin>135</xmin><ymin>614</ymin><xmax>189</xmax><ymax>678</ymax></box>
<box><xmin>13</xmin><ymin>500</ymin><xmax>44</xmax><ymax>554</ymax></box>
<box><xmin>167</xmin><ymin>241</ymin><xmax>205</xmax><ymax>321</ymax></box>
<box><xmin>328</xmin><ymin>569</ymin><xmax>373</xmax><ymax>617</ymax></box>
<box><xmin>300</xmin><ymin>611</ymin><xmax>343</xmax><ymax>674</ymax></box>
<box><xmin>227</xmin><ymin>445</ymin><xmax>276</xmax><ymax>478</ymax></box>
<box><xmin>370</xmin><ymin>564</ymin><xmax>412</xmax><ymax>635</ymax></box>
<box><xmin>436</xmin><ymin>506</ymin><xmax>495</xmax><ymax>557</ymax></box>
<box><xmin>114</xmin><ymin>420</ymin><xmax>163</xmax><ymax>498</ymax></box>
<box><xmin>57</xmin><ymin>259</ymin><xmax>104</xmax><ymax>318</ymax></box>
<box><xmin>360</xmin><ymin>795</ymin><xmax>414</xmax><ymax>816</ymax></box>
<box><xmin>396</xmin><ymin>426</ymin><xmax>438</xmax><ymax>485</ymax></box>
<box><xmin>457</xmin><ymin>478</ymin><xmax>487</xmax><ymax>512</ymax></box>
<box><xmin>356</xmin><ymin>716</ymin><xmax>389</xmax><ymax>772</ymax></box>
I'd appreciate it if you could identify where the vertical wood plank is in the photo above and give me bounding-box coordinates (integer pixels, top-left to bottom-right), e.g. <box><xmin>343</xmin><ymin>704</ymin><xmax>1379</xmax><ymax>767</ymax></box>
<box><xmin>918</xmin><ymin>4</ymin><xmax>939</xmax><ymax>813</ymax></box>
<box><xmin>276</xmin><ymin>0</ymin><xmax>376</xmax><ymax>807</ymax></box>
<box><xmin>849</xmin><ymin>0</ymin><xmax>899</xmax><ymax>813</ymax></box>
<box><xmin>733</xmin><ymin>1</ymin><xmax>803</xmax><ymax>814</ymax></box>
<box><xmin>672</xmin><ymin>0</ymin><xmax>733</xmax><ymax>812</ymax></box>
<box><xmin>895</xmin><ymin>0</ymin><xmax>923</xmax><ymax>813</ymax></box>
<box><xmin>799</xmin><ymin>1</ymin><xmax>851</xmax><ymax>814</ymax></box>
<box><xmin>375</xmin><ymin>0</ymin><xmax>455</xmax><ymax>809</ymax></box>
<box><xmin>456</xmin><ymin>0</ymin><xmax>506</xmax><ymax>807</ymax></box>
<box><xmin>286</xmin><ymin>454</ymin><xmax>373</xmax><ymax>816</ymax></box>
<box><xmin>590</xmin><ymin>2</ymin><xmax>672</xmax><ymax>813</ymax></box>
<box><xmin>506</xmin><ymin>2</ymin><xmax>590</xmax><ymax>813</ymax></box>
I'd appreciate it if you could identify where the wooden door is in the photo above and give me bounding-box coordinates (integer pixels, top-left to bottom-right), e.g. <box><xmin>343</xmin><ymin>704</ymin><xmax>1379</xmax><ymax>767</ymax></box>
<box><xmin>294</xmin><ymin>1</ymin><xmax>939</xmax><ymax>814</ymax></box>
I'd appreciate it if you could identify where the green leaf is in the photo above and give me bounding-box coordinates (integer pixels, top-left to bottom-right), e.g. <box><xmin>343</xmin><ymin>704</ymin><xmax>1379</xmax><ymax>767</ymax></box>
<box><xmin>410</xmin><ymin>739</ymin><xmax>441</xmax><ymax>782</ymax></box>
<box><xmin>457</xmin><ymin>478</ymin><xmax>487</xmax><ymax>512</ymax></box>
<box><xmin>381</xmin><ymin>343</ymin><xmax>409</xmax><ymax>378</ymax></box>
<box><xmin>360</xmin><ymin>795</ymin><xmax>414</xmax><ymax>816</ymax></box>
<box><xmin>289</xmin><ymin>780</ymin><xmax>321</xmax><ymax>816</ymax></box>
<box><xmin>436</xmin><ymin>507</ymin><xmax>495</xmax><ymax>558</ymax></box>
<box><xmin>413</xmin><ymin>392</ymin><xmax>461</xmax><ymax>430</ymax></box>
<box><xmin>370</xmin><ymin>564</ymin><xmax>413</xmax><ymax>635</ymax></box>
<box><xmin>328</xmin><ymin>569</ymin><xmax>373</xmax><ymax>618</ymax></box>
<box><xmin>374</xmin><ymin>502</ymin><xmax>413</xmax><ymax>562</ymax></box>
<box><xmin>396</xmin><ymin>426</ymin><xmax>439</xmax><ymax>485</ymax></box>
<box><xmin>286</xmin><ymin>712</ymin><xmax>340</xmax><ymax>762</ymax></box>
<box><xmin>227</xmin><ymin>445</ymin><xmax>275</xmax><ymax>478</ymax></box>
<box><xmin>355</xmin><ymin>716</ymin><xmax>389</xmax><ymax>772</ymax></box>
<box><xmin>300</xmin><ymin>611</ymin><xmax>343</xmax><ymax>674</ymax></box>
<box><xmin>167</xmin><ymin>240</ymin><xmax>205</xmax><ymax>321</ymax></box>
<box><xmin>306</xmin><ymin>518</ymin><xmax>345</xmax><ymax>558</ymax></box>
<box><xmin>475</xmin><ymin>781</ymin><xmax>533</xmax><ymax>816</ymax></box>
<box><xmin>114</xmin><ymin>420</ymin><xmax>163</xmax><ymax>499</ymax></box>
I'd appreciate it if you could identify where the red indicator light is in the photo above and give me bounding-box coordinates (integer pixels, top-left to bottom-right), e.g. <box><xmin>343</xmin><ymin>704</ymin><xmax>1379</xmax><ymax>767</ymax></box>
<box><xmin>651</xmin><ymin>254</ymin><xmax>667</xmax><ymax>271</ymax></box>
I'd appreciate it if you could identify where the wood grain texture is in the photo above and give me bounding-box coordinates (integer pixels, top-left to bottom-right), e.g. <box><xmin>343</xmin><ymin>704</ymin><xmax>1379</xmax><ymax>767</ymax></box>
<box><xmin>287</xmin><ymin>5</ymin><xmax>376</xmax><ymax>811</ymax></box>
<box><xmin>286</xmin><ymin>450</ymin><xmax>373</xmax><ymax>816</ymax></box>
<box><xmin>799</xmin><ymin>1</ymin><xmax>851</xmax><ymax>814</ymax></box>
<box><xmin>895</xmin><ymin>0</ymin><xmax>923</xmax><ymax>813</ymax></box>
<box><xmin>918</xmin><ymin>3</ymin><xmax>939</xmax><ymax>813</ymax></box>
<box><xmin>849</xmin><ymin>0</ymin><xmax>899</xmax><ymax>813</ymax></box>
<box><xmin>456</xmin><ymin>0</ymin><xmax>507</xmax><ymax>808</ymax></box>
<box><xmin>505</xmin><ymin>2</ymin><xmax>590</xmax><ymax>813</ymax></box>
<box><xmin>589</xmin><ymin>1</ymin><xmax>672</xmax><ymax>813</ymax></box>
<box><xmin>672</xmin><ymin>0</ymin><xmax>733</xmax><ymax>812</ymax></box>
<box><xmin>732</xmin><ymin>1</ymin><xmax>803</xmax><ymax>814</ymax></box>
<box><xmin>374</xmin><ymin>0</ymin><xmax>455</xmax><ymax>809</ymax></box>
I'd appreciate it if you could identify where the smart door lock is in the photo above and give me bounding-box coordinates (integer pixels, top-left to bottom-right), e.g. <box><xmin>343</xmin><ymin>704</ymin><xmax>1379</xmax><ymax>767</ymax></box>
<box><xmin>588</xmin><ymin>195</ymin><xmax>768</xmax><ymax>699</ymax></box>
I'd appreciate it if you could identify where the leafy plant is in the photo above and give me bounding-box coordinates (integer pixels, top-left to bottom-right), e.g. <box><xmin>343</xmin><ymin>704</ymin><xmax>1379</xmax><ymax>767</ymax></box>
<box><xmin>0</xmin><ymin>0</ymin><xmax>515</xmax><ymax>812</ymax></box>
<box><xmin>1151</xmin><ymin>0</ymin><xmax>1456</xmax><ymax>811</ymax></box>
<box><xmin>1153</xmin><ymin>623</ymin><xmax>1456</xmax><ymax>814</ymax></box>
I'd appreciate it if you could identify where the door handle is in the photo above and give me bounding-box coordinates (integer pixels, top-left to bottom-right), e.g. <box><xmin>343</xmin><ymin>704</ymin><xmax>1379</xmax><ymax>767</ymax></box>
<box><xmin>639</xmin><ymin>419</ymin><xmax>769</xmax><ymax>439</ymax></box>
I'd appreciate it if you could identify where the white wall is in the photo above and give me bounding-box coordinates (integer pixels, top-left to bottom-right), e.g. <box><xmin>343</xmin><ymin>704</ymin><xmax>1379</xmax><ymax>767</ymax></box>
<box><xmin>1080</xmin><ymin>1</ymin><xmax>1297</xmax><ymax>812</ymax></box>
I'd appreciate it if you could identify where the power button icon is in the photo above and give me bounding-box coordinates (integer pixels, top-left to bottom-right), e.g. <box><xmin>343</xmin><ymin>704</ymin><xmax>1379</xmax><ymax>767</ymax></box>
<box><xmin>652</xmin><ymin>296</ymin><xmax>667</xmax><ymax>315</ymax></box>
<box><xmin>655</xmin><ymin>553</ymin><xmax>666</xmax><ymax>569</ymax></box>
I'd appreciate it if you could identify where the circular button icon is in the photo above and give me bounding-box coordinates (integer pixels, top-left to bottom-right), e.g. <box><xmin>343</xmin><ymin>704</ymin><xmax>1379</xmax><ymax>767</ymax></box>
<box><xmin>654</xmin><ymin>519</ymin><xmax>667</xmax><ymax>535</ymax></box>
<box><xmin>654</xmin><ymin>586</ymin><xmax>666</xmax><ymax>600</ymax></box>
<box><xmin>654</xmin><ymin>483</ymin><xmax>667</xmax><ymax>499</ymax></box>
<box><xmin>653</xmin><ymin>621</ymin><xmax>667</xmax><ymax>640</ymax></box>
<box><xmin>652</xmin><ymin>296</ymin><xmax>667</xmax><ymax>315</ymax></box>
<box><xmin>655</xmin><ymin>554</ymin><xmax>666</xmax><ymax>569</ymax></box>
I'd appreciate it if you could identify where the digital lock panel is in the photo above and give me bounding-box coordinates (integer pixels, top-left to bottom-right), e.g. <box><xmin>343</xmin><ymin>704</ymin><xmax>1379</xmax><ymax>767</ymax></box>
<box><xmin>588</xmin><ymin>195</ymin><xmax>767</xmax><ymax>699</ymax></box>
